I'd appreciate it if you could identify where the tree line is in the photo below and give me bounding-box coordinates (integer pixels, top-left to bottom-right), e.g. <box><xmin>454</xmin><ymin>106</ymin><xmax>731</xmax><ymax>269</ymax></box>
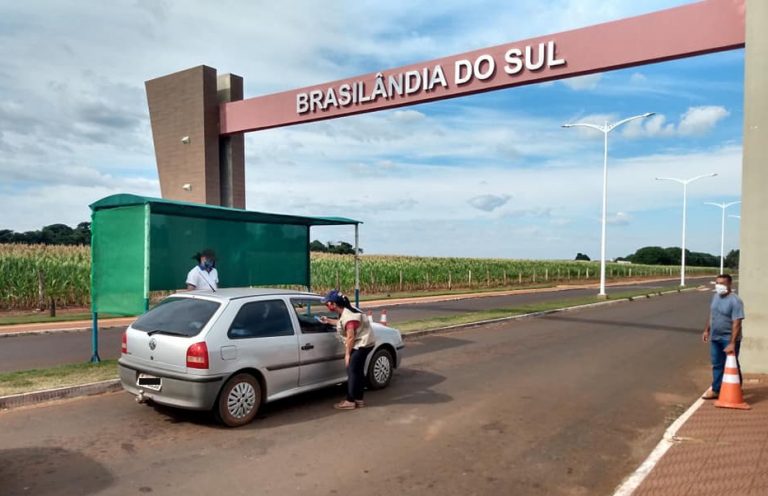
<box><xmin>0</xmin><ymin>223</ymin><xmax>92</xmax><ymax>245</ymax></box>
<box><xmin>576</xmin><ymin>246</ymin><xmax>739</xmax><ymax>269</ymax></box>
<box><xmin>0</xmin><ymin>225</ymin><xmax>363</xmax><ymax>255</ymax></box>
<box><xmin>309</xmin><ymin>240</ymin><xmax>362</xmax><ymax>255</ymax></box>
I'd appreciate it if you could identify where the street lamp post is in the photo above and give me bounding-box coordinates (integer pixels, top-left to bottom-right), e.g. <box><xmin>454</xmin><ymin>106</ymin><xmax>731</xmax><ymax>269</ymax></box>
<box><xmin>655</xmin><ymin>173</ymin><xmax>718</xmax><ymax>286</ymax></box>
<box><xmin>704</xmin><ymin>201</ymin><xmax>741</xmax><ymax>273</ymax></box>
<box><xmin>563</xmin><ymin>113</ymin><xmax>654</xmax><ymax>297</ymax></box>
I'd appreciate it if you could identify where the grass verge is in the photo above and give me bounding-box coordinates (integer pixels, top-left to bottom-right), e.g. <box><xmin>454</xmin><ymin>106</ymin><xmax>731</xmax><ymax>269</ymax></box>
<box><xmin>0</xmin><ymin>360</ymin><xmax>118</xmax><ymax>397</ymax></box>
<box><xmin>0</xmin><ymin>312</ymin><xmax>124</xmax><ymax>327</ymax></box>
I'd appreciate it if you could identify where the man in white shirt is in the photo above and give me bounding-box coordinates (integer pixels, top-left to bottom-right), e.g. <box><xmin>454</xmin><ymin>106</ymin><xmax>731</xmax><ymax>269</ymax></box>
<box><xmin>186</xmin><ymin>249</ymin><xmax>219</xmax><ymax>291</ymax></box>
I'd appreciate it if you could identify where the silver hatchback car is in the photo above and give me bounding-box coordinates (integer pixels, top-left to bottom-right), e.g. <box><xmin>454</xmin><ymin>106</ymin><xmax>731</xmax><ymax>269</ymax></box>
<box><xmin>118</xmin><ymin>288</ymin><xmax>404</xmax><ymax>427</ymax></box>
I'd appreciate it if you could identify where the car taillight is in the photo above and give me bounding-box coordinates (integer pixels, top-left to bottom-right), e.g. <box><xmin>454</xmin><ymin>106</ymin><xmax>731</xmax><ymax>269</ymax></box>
<box><xmin>186</xmin><ymin>342</ymin><xmax>209</xmax><ymax>369</ymax></box>
<box><xmin>121</xmin><ymin>331</ymin><xmax>127</xmax><ymax>354</ymax></box>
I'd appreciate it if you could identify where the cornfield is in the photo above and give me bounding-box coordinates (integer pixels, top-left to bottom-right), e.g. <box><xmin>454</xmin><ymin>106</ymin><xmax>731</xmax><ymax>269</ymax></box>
<box><xmin>310</xmin><ymin>253</ymin><xmax>718</xmax><ymax>294</ymax></box>
<box><xmin>0</xmin><ymin>243</ymin><xmax>90</xmax><ymax>310</ymax></box>
<box><xmin>0</xmin><ymin>244</ymin><xmax>719</xmax><ymax>311</ymax></box>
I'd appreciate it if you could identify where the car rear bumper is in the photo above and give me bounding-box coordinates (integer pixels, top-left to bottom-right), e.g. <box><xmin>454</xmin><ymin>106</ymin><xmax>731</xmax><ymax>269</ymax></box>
<box><xmin>119</xmin><ymin>360</ymin><xmax>225</xmax><ymax>411</ymax></box>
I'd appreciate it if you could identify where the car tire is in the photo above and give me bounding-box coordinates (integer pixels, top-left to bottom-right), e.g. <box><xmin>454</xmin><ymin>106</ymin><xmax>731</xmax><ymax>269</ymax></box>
<box><xmin>366</xmin><ymin>348</ymin><xmax>394</xmax><ymax>390</ymax></box>
<box><xmin>215</xmin><ymin>373</ymin><xmax>261</xmax><ymax>427</ymax></box>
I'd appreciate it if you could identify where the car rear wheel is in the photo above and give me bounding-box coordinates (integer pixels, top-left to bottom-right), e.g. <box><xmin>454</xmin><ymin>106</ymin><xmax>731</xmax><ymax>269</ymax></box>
<box><xmin>215</xmin><ymin>373</ymin><xmax>261</xmax><ymax>427</ymax></box>
<box><xmin>366</xmin><ymin>348</ymin><xmax>394</xmax><ymax>390</ymax></box>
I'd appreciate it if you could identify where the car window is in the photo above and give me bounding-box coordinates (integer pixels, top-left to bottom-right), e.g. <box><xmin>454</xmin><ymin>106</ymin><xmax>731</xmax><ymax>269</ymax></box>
<box><xmin>228</xmin><ymin>299</ymin><xmax>295</xmax><ymax>339</ymax></box>
<box><xmin>290</xmin><ymin>298</ymin><xmax>336</xmax><ymax>334</ymax></box>
<box><xmin>132</xmin><ymin>297</ymin><xmax>221</xmax><ymax>337</ymax></box>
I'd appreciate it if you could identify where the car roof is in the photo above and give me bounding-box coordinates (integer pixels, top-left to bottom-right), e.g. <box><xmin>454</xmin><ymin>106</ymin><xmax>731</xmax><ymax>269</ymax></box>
<box><xmin>178</xmin><ymin>287</ymin><xmax>318</xmax><ymax>301</ymax></box>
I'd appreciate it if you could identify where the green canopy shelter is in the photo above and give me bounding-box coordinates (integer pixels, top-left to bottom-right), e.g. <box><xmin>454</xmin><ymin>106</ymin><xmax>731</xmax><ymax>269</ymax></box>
<box><xmin>89</xmin><ymin>193</ymin><xmax>361</xmax><ymax>361</ymax></box>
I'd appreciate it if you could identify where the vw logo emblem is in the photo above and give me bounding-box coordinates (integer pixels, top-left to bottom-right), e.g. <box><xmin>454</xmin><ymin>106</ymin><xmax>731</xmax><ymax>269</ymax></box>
<box><xmin>148</xmin><ymin>338</ymin><xmax>157</xmax><ymax>351</ymax></box>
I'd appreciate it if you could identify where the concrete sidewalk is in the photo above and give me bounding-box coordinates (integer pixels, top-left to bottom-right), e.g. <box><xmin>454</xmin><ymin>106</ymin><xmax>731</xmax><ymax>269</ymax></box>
<box><xmin>616</xmin><ymin>374</ymin><xmax>768</xmax><ymax>496</ymax></box>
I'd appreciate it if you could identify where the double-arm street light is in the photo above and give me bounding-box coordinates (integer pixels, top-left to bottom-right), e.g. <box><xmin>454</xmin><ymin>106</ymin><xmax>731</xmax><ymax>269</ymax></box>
<box><xmin>704</xmin><ymin>200</ymin><xmax>741</xmax><ymax>273</ymax></box>
<box><xmin>655</xmin><ymin>173</ymin><xmax>718</xmax><ymax>286</ymax></box>
<box><xmin>563</xmin><ymin>112</ymin><xmax>655</xmax><ymax>297</ymax></box>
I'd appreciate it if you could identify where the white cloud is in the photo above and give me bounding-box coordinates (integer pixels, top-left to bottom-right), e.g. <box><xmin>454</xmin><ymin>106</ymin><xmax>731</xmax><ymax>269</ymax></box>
<box><xmin>607</xmin><ymin>212</ymin><xmax>632</xmax><ymax>225</ymax></box>
<box><xmin>468</xmin><ymin>194</ymin><xmax>512</xmax><ymax>212</ymax></box>
<box><xmin>561</xmin><ymin>73</ymin><xmax>602</xmax><ymax>91</ymax></box>
<box><xmin>391</xmin><ymin>110</ymin><xmax>427</xmax><ymax>123</ymax></box>
<box><xmin>0</xmin><ymin>0</ymin><xmax>744</xmax><ymax>259</ymax></box>
<box><xmin>678</xmin><ymin>106</ymin><xmax>731</xmax><ymax>136</ymax></box>
<box><xmin>621</xmin><ymin>106</ymin><xmax>730</xmax><ymax>138</ymax></box>
<box><xmin>629</xmin><ymin>73</ymin><xmax>648</xmax><ymax>84</ymax></box>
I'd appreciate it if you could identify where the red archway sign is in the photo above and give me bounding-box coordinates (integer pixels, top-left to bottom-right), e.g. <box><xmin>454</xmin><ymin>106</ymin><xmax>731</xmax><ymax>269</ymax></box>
<box><xmin>220</xmin><ymin>0</ymin><xmax>744</xmax><ymax>135</ymax></box>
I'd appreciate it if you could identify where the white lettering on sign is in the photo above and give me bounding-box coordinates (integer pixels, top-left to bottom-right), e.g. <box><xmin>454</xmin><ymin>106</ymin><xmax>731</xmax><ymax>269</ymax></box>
<box><xmin>296</xmin><ymin>40</ymin><xmax>566</xmax><ymax>114</ymax></box>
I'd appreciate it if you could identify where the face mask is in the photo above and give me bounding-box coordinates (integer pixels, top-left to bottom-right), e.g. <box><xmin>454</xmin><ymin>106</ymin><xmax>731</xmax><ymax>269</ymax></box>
<box><xmin>715</xmin><ymin>284</ymin><xmax>728</xmax><ymax>295</ymax></box>
<box><xmin>203</xmin><ymin>260</ymin><xmax>214</xmax><ymax>270</ymax></box>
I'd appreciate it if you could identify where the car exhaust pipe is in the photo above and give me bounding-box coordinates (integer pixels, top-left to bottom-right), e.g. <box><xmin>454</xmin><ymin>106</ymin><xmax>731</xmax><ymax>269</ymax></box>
<box><xmin>136</xmin><ymin>391</ymin><xmax>148</xmax><ymax>404</ymax></box>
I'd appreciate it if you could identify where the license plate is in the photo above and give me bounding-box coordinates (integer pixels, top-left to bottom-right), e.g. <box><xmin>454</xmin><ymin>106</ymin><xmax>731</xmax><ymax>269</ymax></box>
<box><xmin>137</xmin><ymin>373</ymin><xmax>162</xmax><ymax>391</ymax></box>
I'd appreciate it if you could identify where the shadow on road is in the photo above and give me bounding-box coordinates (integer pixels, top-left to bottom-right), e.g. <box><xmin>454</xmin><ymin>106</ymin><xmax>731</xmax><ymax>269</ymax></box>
<box><xmin>139</xmin><ymin>368</ymin><xmax>451</xmax><ymax>430</ymax></box>
<box><xmin>745</xmin><ymin>384</ymin><xmax>768</xmax><ymax>406</ymax></box>
<box><xmin>542</xmin><ymin>314</ymin><xmax>701</xmax><ymax>334</ymax></box>
<box><xmin>0</xmin><ymin>447</ymin><xmax>115</xmax><ymax>496</ymax></box>
<box><xmin>404</xmin><ymin>335</ymin><xmax>474</xmax><ymax>358</ymax></box>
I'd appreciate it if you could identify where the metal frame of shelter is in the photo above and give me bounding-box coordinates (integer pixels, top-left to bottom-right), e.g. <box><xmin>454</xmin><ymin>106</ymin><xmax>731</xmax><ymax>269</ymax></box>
<box><xmin>88</xmin><ymin>193</ymin><xmax>361</xmax><ymax>362</ymax></box>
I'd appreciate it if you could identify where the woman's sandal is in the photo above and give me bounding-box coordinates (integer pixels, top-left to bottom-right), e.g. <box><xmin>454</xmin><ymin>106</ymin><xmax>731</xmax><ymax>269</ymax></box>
<box><xmin>334</xmin><ymin>400</ymin><xmax>357</xmax><ymax>410</ymax></box>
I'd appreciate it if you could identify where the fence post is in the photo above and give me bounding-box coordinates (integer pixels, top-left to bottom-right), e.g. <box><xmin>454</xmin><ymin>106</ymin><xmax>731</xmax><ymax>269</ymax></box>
<box><xmin>545</xmin><ymin>268</ymin><xmax>549</xmax><ymax>281</ymax></box>
<box><xmin>518</xmin><ymin>272</ymin><xmax>522</xmax><ymax>284</ymax></box>
<box><xmin>448</xmin><ymin>272</ymin><xmax>452</xmax><ymax>290</ymax></box>
<box><xmin>468</xmin><ymin>269</ymin><xmax>472</xmax><ymax>287</ymax></box>
<box><xmin>533</xmin><ymin>269</ymin><xmax>536</xmax><ymax>283</ymax></box>
<box><xmin>486</xmin><ymin>269</ymin><xmax>490</xmax><ymax>287</ymax></box>
<box><xmin>399</xmin><ymin>270</ymin><xmax>403</xmax><ymax>292</ymax></box>
<box><xmin>37</xmin><ymin>268</ymin><xmax>46</xmax><ymax>312</ymax></box>
<box><xmin>586</xmin><ymin>268</ymin><xmax>590</xmax><ymax>279</ymax></box>
<box><xmin>503</xmin><ymin>270</ymin><xmax>507</xmax><ymax>286</ymax></box>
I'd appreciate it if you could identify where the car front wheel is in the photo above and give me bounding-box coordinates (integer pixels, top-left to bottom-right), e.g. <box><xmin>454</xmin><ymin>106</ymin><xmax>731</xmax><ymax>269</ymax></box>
<box><xmin>215</xmin><ymin>373</ymin><xmax>261</xmax><ymax>427</ymax></box>
<box><xmin>366</xmin><ymin>348</ymin><xmax>394</xmax><ymax>390</ymax></box>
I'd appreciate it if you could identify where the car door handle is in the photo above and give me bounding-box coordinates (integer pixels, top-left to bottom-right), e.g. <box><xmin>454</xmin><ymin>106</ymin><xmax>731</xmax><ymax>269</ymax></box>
<box><xmin>301</xmin><ymin>343</ymin><xmax>314</xmax><ymax>350</ymax></box>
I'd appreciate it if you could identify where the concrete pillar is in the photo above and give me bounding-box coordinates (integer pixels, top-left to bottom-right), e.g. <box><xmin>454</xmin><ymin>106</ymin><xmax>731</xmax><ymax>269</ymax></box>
<box><xmin>146</xmin><ymin>66</ymin><xmax>221</xmax><ymax>205</ymax></box>
<box><xmin>217</xmin><ymin>74</ymin><xmax>245</xmax><ymax>209</ymax></box>
<box><xmin>738</xmin><ymin>0</ymin><xmax>768</xmax><ymax>372</ymax></box>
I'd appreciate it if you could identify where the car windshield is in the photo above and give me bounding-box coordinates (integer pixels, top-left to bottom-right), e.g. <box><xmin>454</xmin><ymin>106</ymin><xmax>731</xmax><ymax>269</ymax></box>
<box><xmin>132</xmin><ymin>297</ymin><xmax>221</xmax><ymax>337</ymax></box>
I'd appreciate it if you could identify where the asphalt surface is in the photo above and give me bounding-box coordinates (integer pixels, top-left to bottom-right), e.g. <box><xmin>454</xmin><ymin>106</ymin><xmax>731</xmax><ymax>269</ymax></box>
<box><xmin>0</xmin><ymin>290</ymin><xmax>712</xmax><ymax>495</ymax></box>
<box><xmin>0</xmin><ymin>277</ymin><xmax>712</xmax><ymax>372</ymax></box>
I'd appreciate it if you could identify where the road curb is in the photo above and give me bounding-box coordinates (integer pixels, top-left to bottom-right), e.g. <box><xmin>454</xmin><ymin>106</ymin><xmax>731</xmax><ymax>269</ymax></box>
<box><xmin>612</xmin><ymin>396</ymin><xmax>706</xmax><ymax>495</ymax></box>
<box><xmin>0</xmin><ymin>325</ymin><xmax>129</xmax><ymax>339</ymax></box>
<box><xmin>0</xmin><ymin>379</ymin><xmax>121</xmax><ymax>410</ymax></box>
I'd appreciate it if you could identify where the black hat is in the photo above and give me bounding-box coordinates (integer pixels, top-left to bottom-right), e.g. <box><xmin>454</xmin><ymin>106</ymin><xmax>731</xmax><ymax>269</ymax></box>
<box><xmin>193</xmin><ymin>248</ymin><xmax>216</xmax><ymax>262</ymax></box>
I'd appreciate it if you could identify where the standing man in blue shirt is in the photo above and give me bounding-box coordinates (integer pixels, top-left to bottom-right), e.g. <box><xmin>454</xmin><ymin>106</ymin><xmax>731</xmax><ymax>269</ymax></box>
<box><xmin>701</xmin><ymin>274</ymin><xmax>745</xmax><ymax>399</ymax></box>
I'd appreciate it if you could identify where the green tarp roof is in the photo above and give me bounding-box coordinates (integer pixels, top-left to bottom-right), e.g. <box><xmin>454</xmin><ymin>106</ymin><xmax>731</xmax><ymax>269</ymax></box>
<box><xmin>90</xmin><ymin>193</ymin><xmax>361</xmax><ymax>226</ymax></box>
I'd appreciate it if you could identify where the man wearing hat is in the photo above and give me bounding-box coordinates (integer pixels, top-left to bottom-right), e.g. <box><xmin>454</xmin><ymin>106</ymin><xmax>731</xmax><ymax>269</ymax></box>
<box><xmin>186</xmin><ymin>248</ymin><xmax>219</xmax><ymax>291</ymax></box>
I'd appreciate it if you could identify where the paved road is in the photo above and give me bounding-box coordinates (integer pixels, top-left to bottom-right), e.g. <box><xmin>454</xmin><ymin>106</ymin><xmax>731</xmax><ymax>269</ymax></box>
<box><xmin>0</xmin><ymin>291</ymin><xmax>712</xmax><ymax>495</ymax></box>
<box><xmin>0</xmin><ymin>277</ymin><xmax>713</xmax><ymax>372</ymax></box>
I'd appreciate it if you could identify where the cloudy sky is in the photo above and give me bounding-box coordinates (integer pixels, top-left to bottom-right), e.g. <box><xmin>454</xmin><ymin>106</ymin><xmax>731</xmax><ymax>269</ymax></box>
<box><xmin>0</xmin><ymin>0</ymin><xmax>744</xmax><ymax>259</ymax></box>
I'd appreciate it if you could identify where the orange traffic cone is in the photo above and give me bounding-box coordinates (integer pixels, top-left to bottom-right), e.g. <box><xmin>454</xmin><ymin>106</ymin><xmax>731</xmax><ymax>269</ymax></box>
<box><xmin>380</xmin><ymin>309</ymin><xmax>388</xmax><ymax>326</ymax></box>
<box><xmin>714</xmin><ymin>354</ymin><xmax>750</xmax><ymax>410</ymax></box>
